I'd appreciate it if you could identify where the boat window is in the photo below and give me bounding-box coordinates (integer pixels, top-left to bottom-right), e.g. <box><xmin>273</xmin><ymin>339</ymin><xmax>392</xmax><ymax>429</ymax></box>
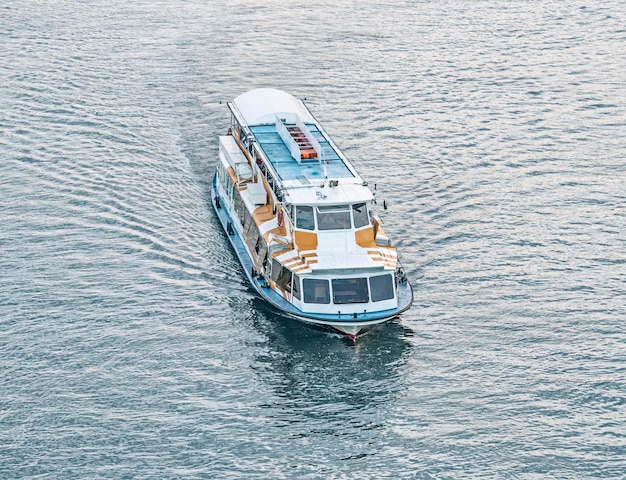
<box><xmin>296</xmin><ymin>205</ymin><xmax>315</xmax><ymax>230</ymax></box>
<box><xmin>271</xmin><ymin>260</ymin><xmax>293</xmax><ymax>293</ymax></box>
<box><xmin>317</xmin><ymin>205</ymin><xmax>351</xmax><ymax>231</ymax></box>
<box><xmin>277</xmin><ymin>266</ymin><xmax>292</xmax><ymax>293</ymax></box>
<box><xmin>271</xmin><ymin>259</ymin><xmax>281</xmax><ymax>282</ymax></box>
<box><xmin>369</xmin><ymin>274</ymin><xmax>394</xmax><ymax>302</ymax></box>
<box><xmin>292</xmin><ymin>274</ymin><xmax>301</xmax><ymax>300</ymax></box>
<box><xmin>256</xmin><ymin>242</ymin><xmax>268</xmax><ymax>272</ymax></box>
<box><xmin>235</xmin><ymin>195</ymin><xmax>246</xmax><ymax>224</ymax></box>
<box><xmin>352</xmin><ymin>203</ymin><xmax>370</xmax><ymax>228</ymax></box>
<box><xmin>303</xmin><ymin>278</ymin><xmax>330</xmax><ymax>304</ymax></box>
<box><xmin>220</xmin><ymin>165</ymin><xmax>228</xmax><ymax>185</ymax></box>
<box><xmin>331</xmin><ymin>278</ymin><xmax>369</xmax><ymax>304</ymax></box>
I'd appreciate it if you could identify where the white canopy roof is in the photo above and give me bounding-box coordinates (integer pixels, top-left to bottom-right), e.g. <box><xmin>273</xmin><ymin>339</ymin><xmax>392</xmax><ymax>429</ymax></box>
<box><xmin>284</xmin><ymin>180</ymin><xmax>373</xmax><ymax>205</ymax></box>
<box><xmin>232</xmin><ymin>88</ymin><xmax>315</xmax><ymax>126</ymax></box>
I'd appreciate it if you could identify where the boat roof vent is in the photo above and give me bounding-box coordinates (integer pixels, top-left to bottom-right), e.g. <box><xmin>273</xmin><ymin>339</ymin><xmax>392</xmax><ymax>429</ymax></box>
<box><xmin>275</xmin><ymin>115</ymin><xmax>321</xmax><ymax>164</ymax></box>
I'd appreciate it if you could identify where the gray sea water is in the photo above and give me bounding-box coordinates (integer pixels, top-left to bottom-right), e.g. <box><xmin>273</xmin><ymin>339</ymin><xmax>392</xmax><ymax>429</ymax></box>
<box><xmin>1</xmin><ymin>1</ymin><xmax>625</xmax><ymax>478</ymax></box>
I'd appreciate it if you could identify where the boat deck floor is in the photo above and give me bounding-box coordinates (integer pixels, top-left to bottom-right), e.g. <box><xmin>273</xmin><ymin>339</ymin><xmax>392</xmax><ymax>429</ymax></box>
<box><xmin>250</xmin><ymin>124</ymin><xmax>355</xmax><ymax>183</ymax></box>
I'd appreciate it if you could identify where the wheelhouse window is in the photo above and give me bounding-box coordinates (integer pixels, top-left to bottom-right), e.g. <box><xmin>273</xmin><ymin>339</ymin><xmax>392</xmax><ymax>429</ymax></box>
<box><xmin>303</xmin><ymin>278</ymin><xmax>330</xmax><ymax>304</ymax></box>
<box><xmin>352</xmin><ymin>203</ymin><xmax>370</xmax><ymax>228</ymax></box>
<box><xmin>332</xmin><ymin>278</ymin><xmax>369</xmax><ymax>304</ymax></box>
<box><xmin>317</xmin><ymin>205</ymin><xmax>351</xmax><ymax>230</ymax></box>
<box><xmin>369</xmin><ymin>274</ymin><xmax>394</xmax><ymax>302</ymax></box>
<box><xmin>296</xmin><ymin>205</ymin><xmax>315</xmax><ymax>230</ymax></box>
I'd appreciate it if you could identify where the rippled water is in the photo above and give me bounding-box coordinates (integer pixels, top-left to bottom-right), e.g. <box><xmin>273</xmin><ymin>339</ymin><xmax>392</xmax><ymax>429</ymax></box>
<box><xmin>2</xmin><ymin>1</ymin><xmax>625</xmax><ymax>478</ymax></box>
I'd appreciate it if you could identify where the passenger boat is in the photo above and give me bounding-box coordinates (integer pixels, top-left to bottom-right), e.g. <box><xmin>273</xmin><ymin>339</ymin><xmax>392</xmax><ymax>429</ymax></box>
<box><xmin>211</xmin><ymin>88</ymin><xmax>413</xmax><ymax>339</ymax></box>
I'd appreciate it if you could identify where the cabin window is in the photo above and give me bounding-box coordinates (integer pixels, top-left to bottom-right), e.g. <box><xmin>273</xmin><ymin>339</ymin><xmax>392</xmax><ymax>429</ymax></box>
<box><xmin>236</xmin><ymin>195</ymin><xmax>246</xmax><ymax>224</ymax></box>
<box><xmin>271</xmin><ymin>259</ymin><xmax>281</xmax><ymax>282</ymax></box>
<box><xmin>220</xmin><ymin>166</ymin><xmax>232</xmax><ymax>196</ymax></box>
<box><xmin>331</xmin><ymin>278</ymin><xmax>369</xmax><ymax>304</ymax></box>
<box><xmin>262</xmin><ymin>251</ymin><xmax>268</xmax><ymax>270</ymax></box>
<box><xmin>277</xmin><ymin>266</ymin><xmax>292</xmax><ymax>293</ymax></box>
<box><xmin>292</xmin><ymin>274</ymin><xmax>301</xmax><ymax>300</ymax></box>
<box><xmin>296</xmin><ymin>205</ymin><xmax>315</xmax><ymax>230</ymax></box>
<box><xmin>244</xmin><ymin>221</ymin><xmax>257</xmax><ymax>255</ymax></box>
<box><xmin>317</xmin><ymin>205</ymin><xmax>351</xmax><ymax>230</ymax></box>
<box><xmin>369</xmin><ymin>274</ymin><xmax>395</xmax><ymax>302</ymax></box>
<box><xmin>303</xmin><ymin>278</ymin><xmax>330</xmax><ymax>304</ymax></box>
<box><xmin>257</xmin><ymin>244</ymin><xmax>268</xmax><ymax>273</ymax></box>
<box><xmin>352</xmin><ymin>203</ymin><xmax>370</xmax><ymax>228</ymax></box>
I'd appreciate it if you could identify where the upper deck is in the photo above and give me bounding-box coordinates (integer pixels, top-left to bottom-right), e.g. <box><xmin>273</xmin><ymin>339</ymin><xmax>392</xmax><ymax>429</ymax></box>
<box><xmin>229</xmin><ymin>88</ymin><xmax>373</xmax><ymax>206</ymax></box>
<box><xmin>249</xmin><ymin>123</ymin><xmax>354</xmax><ymax>183</ymax></box>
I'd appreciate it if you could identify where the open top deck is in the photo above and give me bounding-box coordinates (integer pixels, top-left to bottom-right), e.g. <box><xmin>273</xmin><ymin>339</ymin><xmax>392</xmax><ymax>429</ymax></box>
<box><xmin>230</xmin><ymin>88</ymin><xmax>364</xmax><ymax>189</ymax></box>
<box><xmin>249</xmin><ymin>123</ymin><xmax>354</xmax><ymax>183</ymax></box>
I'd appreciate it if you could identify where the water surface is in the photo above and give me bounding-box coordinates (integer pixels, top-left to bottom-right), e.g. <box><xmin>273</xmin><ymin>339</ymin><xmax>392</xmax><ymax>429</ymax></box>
<box><xmin>1</xmin><ymin>1</ymin><xmax>625</xmax><ymax>478</ymax></box>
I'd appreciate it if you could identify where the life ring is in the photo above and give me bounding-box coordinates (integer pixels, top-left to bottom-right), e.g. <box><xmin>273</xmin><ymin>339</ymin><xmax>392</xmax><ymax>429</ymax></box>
<box><xmin>277</xmin><ymin>210</ymin><xmax>283</xmax><ymax>227</ymax></box>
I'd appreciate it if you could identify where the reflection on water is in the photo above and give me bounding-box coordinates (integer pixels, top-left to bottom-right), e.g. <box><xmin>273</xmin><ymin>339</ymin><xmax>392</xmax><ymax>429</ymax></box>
<box><xmin>247</xmin><ymin>298</ymin><xmax>413</xmax><ymax>423</ymax></box>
